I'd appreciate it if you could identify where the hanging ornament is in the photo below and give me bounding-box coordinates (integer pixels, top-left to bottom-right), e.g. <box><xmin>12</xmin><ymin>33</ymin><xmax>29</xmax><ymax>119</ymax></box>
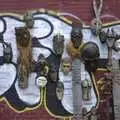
<box><xmin>91</xmin><ymin>0</ymin><xmax>103</xmax><ymax>36</ymax></box>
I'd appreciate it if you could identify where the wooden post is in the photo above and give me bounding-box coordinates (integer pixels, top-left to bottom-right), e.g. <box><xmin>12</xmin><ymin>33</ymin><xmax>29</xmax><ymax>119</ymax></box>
<box><xmin>72</xmin><ymin>58</ymin><xmax>82</xmax><ymax>120</ymax></box>
<box><xmin>112</xmin><ymin>59</ymin><xmax>120</xmax><ymax>120</ymax></box>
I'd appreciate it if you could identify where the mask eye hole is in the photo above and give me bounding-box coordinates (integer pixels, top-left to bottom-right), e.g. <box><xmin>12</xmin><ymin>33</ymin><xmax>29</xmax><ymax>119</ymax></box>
<box><xmin>63</xmin><ymin>65</ymin><xmax>70</xmax><ymax>68</ymax></box>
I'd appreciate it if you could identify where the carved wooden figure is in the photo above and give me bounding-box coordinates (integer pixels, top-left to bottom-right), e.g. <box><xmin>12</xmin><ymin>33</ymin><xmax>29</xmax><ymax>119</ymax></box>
<box><xmin>15</xmin><ymin>27</ymin><xmax>32</xmax><ymax>89</ymax></box>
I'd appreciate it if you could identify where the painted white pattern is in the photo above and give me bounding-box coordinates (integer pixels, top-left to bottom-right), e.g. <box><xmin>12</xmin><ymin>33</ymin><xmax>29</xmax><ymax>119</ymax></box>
<box><xmin>0</xmin><ymin>13</ymin><xmax>120</xmax><ymax>109</ymax></box>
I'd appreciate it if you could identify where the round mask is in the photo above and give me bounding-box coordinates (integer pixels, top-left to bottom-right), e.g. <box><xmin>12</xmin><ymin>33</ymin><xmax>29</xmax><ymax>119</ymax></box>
<box><xmin>81</xmin><ymin>42</ymin><xmax>100</xmax><ymax>61</ymax></box>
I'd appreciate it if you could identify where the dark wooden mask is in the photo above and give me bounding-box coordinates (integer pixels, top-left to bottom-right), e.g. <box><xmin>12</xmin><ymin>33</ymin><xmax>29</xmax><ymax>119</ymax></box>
<box><xmin>15</xmin><ymin>27</ymin><xmax>31</xmax><ymax>47</ymax></box>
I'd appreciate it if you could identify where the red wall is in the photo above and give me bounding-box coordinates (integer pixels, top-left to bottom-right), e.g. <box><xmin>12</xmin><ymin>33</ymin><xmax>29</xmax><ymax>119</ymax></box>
<box><xmin>0</xmin><ymin>0</ymin><xmax>119</xmax><ymax>24</ymax></box>
<box><xmin>0</xmin><ymin>0</ymin><xmax>119</xmax><ymax>120</ymax></box>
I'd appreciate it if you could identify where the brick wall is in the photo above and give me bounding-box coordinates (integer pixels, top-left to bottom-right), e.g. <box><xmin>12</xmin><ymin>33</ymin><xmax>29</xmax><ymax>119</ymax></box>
<box><xmin>0</xmin><ymin>0</ymin><xmax>119</xmax><ymax>24</ymax></box>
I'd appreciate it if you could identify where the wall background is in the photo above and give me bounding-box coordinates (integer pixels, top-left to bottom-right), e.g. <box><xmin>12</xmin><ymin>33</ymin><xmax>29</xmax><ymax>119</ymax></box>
<box><xmin>0</xmin><ymin>0</ymin><xmax>119</xmax><ymax>120</ymax></box>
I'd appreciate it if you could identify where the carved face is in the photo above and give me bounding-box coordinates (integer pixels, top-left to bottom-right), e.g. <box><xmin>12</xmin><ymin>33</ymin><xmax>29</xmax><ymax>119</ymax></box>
<box><xmin>61</xmin><ymin>58</ymin><xmax>71</xmax><ymax>75</ymax></box>
<box><xmin>23</xmin><ymin>11</ymin><xmax>34</xmax><ymax>28</ymax></box>
<box><xmin>56</xmin><ymin>81</ymin><xmax>64</xmax><ymax>100</ymax></box>
<box><xmin>15</xmin><ymin>27</ymin><xmax>31</xmax><ymax>47</ymax></box>
<box><xmin>71</xmin><ymin>27</ymin><xmax>83</xmax><ymax>48</ymax></box>
<box><xmin>53</xmin><ymin>34</ymin><xmax>64</xmax><ymax>55</ymax></box>
<box><xmin>3</xmin><ymin>44</ymin><xmax>12</xmax><ymax>63</ymax></box>
<box><xmin>49</xmin><ymin>64</ymin><xmax>57</xmax><ymax>82</ymax></box>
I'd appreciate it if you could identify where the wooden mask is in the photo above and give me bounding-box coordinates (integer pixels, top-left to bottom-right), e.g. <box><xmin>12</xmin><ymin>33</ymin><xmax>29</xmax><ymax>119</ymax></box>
<box><xmin>53</xmin><ymin>33</ymin><xmax>65</xmax><ymax>55</ymax></box>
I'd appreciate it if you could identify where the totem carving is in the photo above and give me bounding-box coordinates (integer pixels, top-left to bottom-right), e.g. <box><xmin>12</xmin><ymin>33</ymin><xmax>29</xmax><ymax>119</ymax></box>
<box><xmin>67</xmin><ymin>24</ymin><xmax>83</xmax><ymax>120</ymax></box>
<box><xmin>15</xmin><ymin>27</ymin><xmax>32</xmax><ymax>89</ymax></box>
